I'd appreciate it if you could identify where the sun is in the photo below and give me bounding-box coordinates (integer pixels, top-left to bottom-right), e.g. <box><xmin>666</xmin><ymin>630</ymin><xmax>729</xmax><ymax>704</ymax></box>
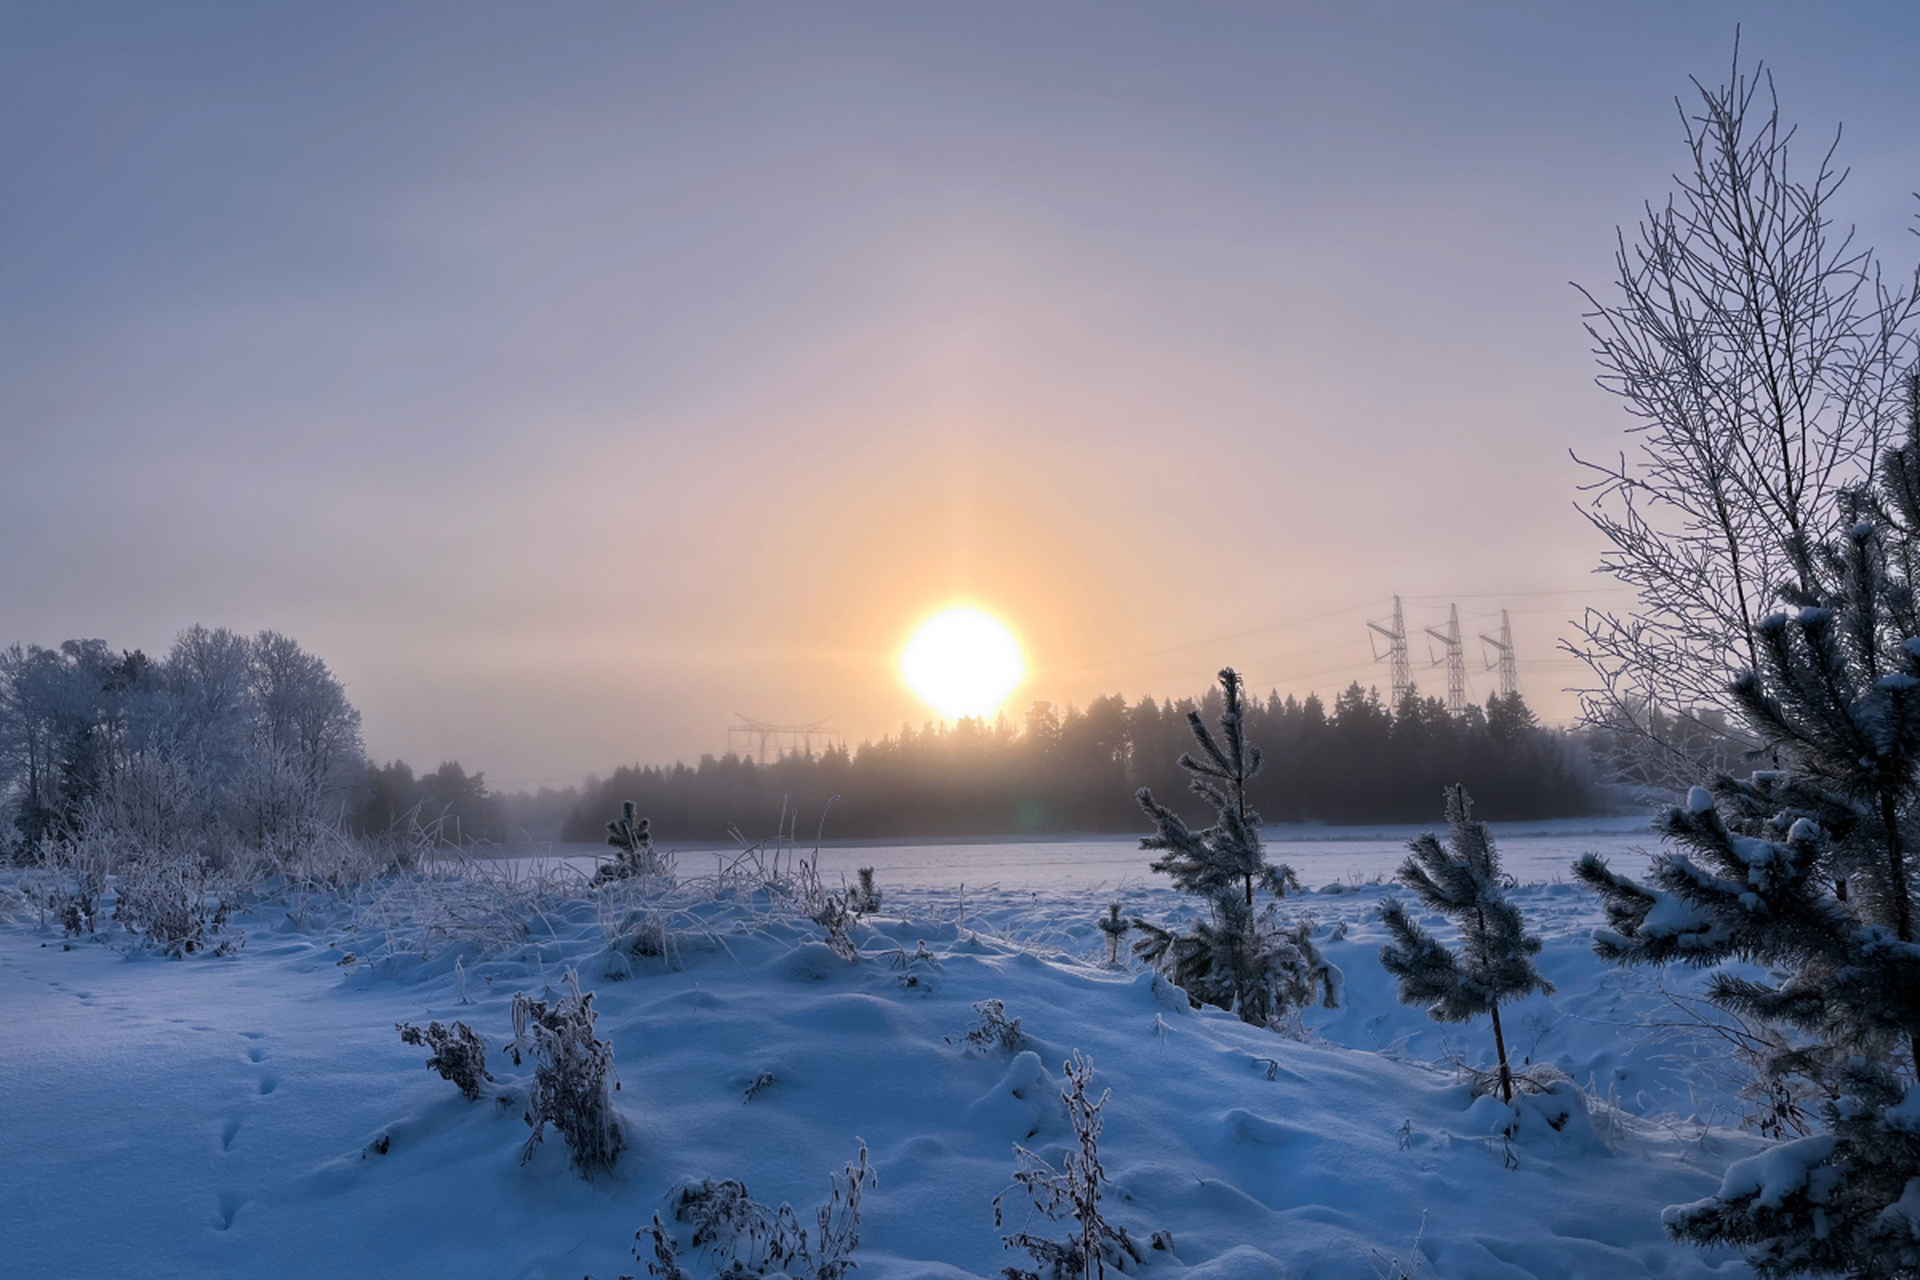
<box><xmin>900</xmin><ymin>606</ymin><xmax>1026</xmax><ymax>720</ymax></box>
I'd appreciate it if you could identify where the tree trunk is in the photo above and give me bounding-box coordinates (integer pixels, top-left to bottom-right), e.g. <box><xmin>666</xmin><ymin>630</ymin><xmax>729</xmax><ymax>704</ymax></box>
<box><xmin>1490</xmin><ymin>1002</ymin><xmax>1514</xmax><ymax>1105</ymax></box>
<box><xmin>1881</xmin><ymin>793</ymin><xmax>1920</xmax><ymax>1079</ymax></box>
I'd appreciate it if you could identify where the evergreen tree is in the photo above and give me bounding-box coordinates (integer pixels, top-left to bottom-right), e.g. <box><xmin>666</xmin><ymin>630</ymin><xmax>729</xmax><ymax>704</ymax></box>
<box><xmin>1575</xmin><ymin>429</ymin><xmax>1920</xmax><ymax>1276</ymax></box>
<box><xmin>1378</xmin><ymin>785</ymin><xmax>1553</xmax><ymax>1104</ymax></box>
<box><xmin>1131</xmin><ymin>669</ymin><xmax>1339</xmax><ymax>1027</ymax></box>
<box><xmin>1134</xmin><ymin>668</ymin><xmax>1294</xmax><ymax>908</ymax></box>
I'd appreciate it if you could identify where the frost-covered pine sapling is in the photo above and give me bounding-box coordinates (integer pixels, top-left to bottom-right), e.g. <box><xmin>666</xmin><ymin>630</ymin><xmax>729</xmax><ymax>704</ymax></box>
<box><xmin>396</xmin><ymin>1020</ymin><xmax>493</xmax><ymax>1102</ymax></box>
<box><xmin>1573</xmin><ymin>484</ymin><xmax>1920</xmax><ymax>1277</ymax></box>
<box><xmin>1131</xmin><ymin>902</ymin><xmax>1340</xmax><ymax>1030</ymax></box>
<box><xmin>1378</xmin><ymin>785</ymin><xmax>1553</xmax><ymax>1105</ymax></box>
<box><xmin>507</xmin><ymin>968</ymin><xmax>622</xmax><ymax>1173</ymax></box>
<box><xmin>1096</xmin><ymin>904</ymin><xmax>1129</xmax><ymax>967</ymax></box>
<box><xmin>850</xmin><ymin>867</ymin><xmax>881</xmax><ymax>915</ymax></box>
<box><xmin>1137</xmin><ymin>668</ymin><xmax>1294</xmax><ymax>909</ymax></box>
<box><xmin>994</xmin><ymin>1052</ymin><xmax>1144</xmax><ymax>1280</ymax></box>
<box><xmin>597</xmin><ymin>801</ymin><xmax>665</xmax><ymax>884</ymax></box>
<box><xmin>1130</xmin><ymin>669</ymin><xmax>1338</xmax><ymax>1028</ymax></box>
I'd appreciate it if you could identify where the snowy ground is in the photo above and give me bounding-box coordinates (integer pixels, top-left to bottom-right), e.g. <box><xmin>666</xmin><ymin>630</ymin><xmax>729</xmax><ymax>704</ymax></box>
<box><xmin>531</xmin><ymin>817</ymin><xmax>1662</xmax><ymax>893</ymax></box>
<box><xmin>1</xmin><ymin>827</ymin><xmax>1764</xmax><ymax>1280</ymax></box>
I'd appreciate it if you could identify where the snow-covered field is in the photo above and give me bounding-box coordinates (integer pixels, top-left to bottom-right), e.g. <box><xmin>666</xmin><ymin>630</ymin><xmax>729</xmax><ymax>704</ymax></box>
<box><xmin>2</xmin><ymin>824</ymin><xmax>1764</xmax><ymax>1280</ymax></box>
<box><xmin>537</xmin><ymin>817</ymin><xmax>1661</xmax><ymax>893</ymax></box>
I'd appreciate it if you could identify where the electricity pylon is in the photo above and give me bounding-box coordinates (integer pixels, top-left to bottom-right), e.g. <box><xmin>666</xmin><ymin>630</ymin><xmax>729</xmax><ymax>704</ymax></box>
<box><xmin>1479</xmin><ymin>609</ymin><xmax>1519</xmax><ymax>699</ymax></box>
<box><xmin>1424</xmin><ymin>604</ymin><xmax>1467</xmax><ymax>715</ymax></box>
<box><xmin>1367</xmin><ymin>595</ymin><xmax>1412</xmax><ymax>706</ymax></box>
<box><xmin>728</xmin><ymin>715</ymin><xmax>836</xmax><ymax>764</ymax></box>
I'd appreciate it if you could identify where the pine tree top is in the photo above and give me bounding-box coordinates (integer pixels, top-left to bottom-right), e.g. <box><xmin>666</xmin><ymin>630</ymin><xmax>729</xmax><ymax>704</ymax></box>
<box><xmin>1379</xmin><ymin>785</ymin><xmax>1552</xmax><ymax>1021</ymax></box>
<box><xmin>1136</xmin><ymin>668</ymin><xmax>1297</xmax><ymax>904</ymax></box>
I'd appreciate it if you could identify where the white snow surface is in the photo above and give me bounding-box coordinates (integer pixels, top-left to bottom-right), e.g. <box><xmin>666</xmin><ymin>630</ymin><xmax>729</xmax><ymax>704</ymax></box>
<box><xmin>1</xmin><ymin>834</ymin><xmax>1763</xmax><ymax>1280</ymax></box>
<box><xmin>533</xmin><ymin>820</ymin><xmax>1662</xmax><ymax>894</ymax></box>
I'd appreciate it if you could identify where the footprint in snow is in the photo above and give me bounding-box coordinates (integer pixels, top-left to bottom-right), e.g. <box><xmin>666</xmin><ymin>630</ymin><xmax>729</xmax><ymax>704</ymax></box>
<box><xmin>220</xmin><ymin>1117</ymin><xmax>243</xmax><ymax>1151</ymax></box>
<box><xmin>213</xmin><ymin>1191</ymin><xmax>249</xmax><ymax>1231</ymax></box>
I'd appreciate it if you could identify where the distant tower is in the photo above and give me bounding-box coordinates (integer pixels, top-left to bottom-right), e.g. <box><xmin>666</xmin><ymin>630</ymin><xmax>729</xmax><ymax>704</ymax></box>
<box><xmin>728</xmin><ymin>715</ymin><xmax>837</xmax><ymax>764</ymax></box>
<box><xmin>1479</xmin><ymin>609</ymin><xmax>1520</xmax><ymax>699</ymax></box>
<box><xmin>1367</xmin><ymin>596</ymin><xmax>1413</xmax><ymax>706</ymax></box>
<box><xmin>1424</xmin><ymin>604</ymin><xmax>1466</xmax><ymax>715</ymax></box>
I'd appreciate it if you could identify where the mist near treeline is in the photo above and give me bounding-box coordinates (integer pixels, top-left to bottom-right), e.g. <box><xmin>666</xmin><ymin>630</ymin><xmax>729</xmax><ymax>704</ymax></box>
<box><xmin>0</xmin><ymin>626</ymin><xmax>1597</xmax><ymax>853</ymax></box>
<box><xmin>539</xmin><ymin>685</ymin><xmax>1595</xmax><ymax>844</ymax></box>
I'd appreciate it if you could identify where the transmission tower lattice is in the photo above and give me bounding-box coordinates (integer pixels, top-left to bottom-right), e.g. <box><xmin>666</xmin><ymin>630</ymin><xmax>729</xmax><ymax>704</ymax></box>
<box><xmin>1424</xmin><ymin>604</ymin><xmax>1467</xmax><ymax>715</ymax></box>
<box><xmin>1479</xmin><ymin>609</ymin><xmax>1519</xmax><ymax>699</ymax></box>
<box><xmin>1366</xmin><ymin>595</ymin><xmax>1412</xmax><ymax>706</ymax></box>
<box><xmin>728</xmin><ymin>715</ymin><xmax>836</xmax><ymax>765</ymax></box>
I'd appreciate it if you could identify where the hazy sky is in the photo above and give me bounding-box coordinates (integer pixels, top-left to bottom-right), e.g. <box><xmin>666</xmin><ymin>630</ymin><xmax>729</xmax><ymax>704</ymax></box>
<box><xmin>4</xmin><ymin>2</ymin><xmax>1918</xmax><ymax>788</ymax></box>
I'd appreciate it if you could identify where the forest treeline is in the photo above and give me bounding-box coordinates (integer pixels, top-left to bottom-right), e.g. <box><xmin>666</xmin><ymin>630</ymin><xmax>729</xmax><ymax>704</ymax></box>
<box><xmin>0</xmin><ymin>629</ymin><xmax>1597</xmax><ymax>853</ymax></box>
<box><xmin>0</xmin><ymin>630</ymin><xmax>510</xmax><ymax>857</ymax></box>
<box><xmin>558</xmin><ymin>683</ymin><xmax>1600</xmax><ymax>844</ymax></box>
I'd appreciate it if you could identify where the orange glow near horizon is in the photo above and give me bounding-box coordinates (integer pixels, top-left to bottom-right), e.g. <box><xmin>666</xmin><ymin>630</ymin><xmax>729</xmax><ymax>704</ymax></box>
<box><xmin>899</xmin><ymin>605</ymin><xmax>1026</xmax><ymax>721</ymax></box>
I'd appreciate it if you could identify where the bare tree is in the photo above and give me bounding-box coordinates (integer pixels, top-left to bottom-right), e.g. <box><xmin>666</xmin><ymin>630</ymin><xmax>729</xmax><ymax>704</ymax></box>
<box><xmin>1569</xmin><ymin>38</ymin><xmax>1920</xmax><ymax>787</ymax></box>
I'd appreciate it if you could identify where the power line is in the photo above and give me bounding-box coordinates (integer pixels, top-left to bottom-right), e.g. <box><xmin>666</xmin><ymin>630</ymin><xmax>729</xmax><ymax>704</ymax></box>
<box><xmin>1402</xmin><ymin>586</ymin><xmax>1638</xmax><ymax>602</ymax></box>
<box><xmin>1036</xmin><ymin>587</ymin><xmax>1636</xmax><ymax>687</ymax></box>
<box><xmin>1031</xmin><ymin>596</ymin><xmax>1389</xmax><ymax>680</ymax></box>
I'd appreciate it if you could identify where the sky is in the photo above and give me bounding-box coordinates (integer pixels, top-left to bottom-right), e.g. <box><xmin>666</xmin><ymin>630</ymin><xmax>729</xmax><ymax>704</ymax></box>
<box><xmin>3</xmin><ymin>2</ymin><xmax>1918</xmax><ymax>789</ymax></box>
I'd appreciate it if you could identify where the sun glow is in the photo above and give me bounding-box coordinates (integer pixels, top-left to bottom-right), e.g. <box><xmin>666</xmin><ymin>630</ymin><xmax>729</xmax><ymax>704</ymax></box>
<box><xmin>900</xmin><ymin>606</ymin><xmax>1025</xmax><ymax>720</ymax></box>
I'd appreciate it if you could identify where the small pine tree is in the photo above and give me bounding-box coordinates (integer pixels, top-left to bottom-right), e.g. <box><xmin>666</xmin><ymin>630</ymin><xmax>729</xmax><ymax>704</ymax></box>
<box><xmin>1378</xmin><ymin>785</ymin><xmax>1553</xmax><ymax>1104</ymax></box>
<box><xmin>1131</xmin><ymin>669</ymin><xmax>1338</xmax><ymax>1027</ymax></box>
<box><xmin>1575</xmin><ymin>458</ymin><xmax>1920</xmax><ymax>1276</ymax></box>
<box><xmin>596</xmin><ymin>800</ymin><xmax>664</xmax><ymax>884</ymax></box>
<box><xmin>1096</xmin><ymin>903</ymin><xmax>1129</xmax><ymax>967</ymax></box>
<box><xmin>1135</xmin><ymin>669</ymin><xmax>1296</xmax><ymax>908</ymax></box>
<box><xmin>850</xmin><ymin>867</ymin><xmax>881</xmax><ymax>915</ymax></box>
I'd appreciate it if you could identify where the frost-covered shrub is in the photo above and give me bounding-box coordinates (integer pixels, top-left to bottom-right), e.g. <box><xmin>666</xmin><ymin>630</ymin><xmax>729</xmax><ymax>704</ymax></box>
<box><xmin>274</xmin><ymin>821</ymin><xmax>400</xmax><ymax>891</ymax></box>
<box><xmin>1378</xmin><ymin>785</ymin><xmax>1553</xmax><ymax>1104</ymax></box>
<box><xmin>812</xmin><ymin>892</ymin><xmax>858</xmax><ymax>962</ymax></box>
<box><xmin>605</xmin><ymin>906</ymin><xmax>671</xmax><ymax>967</ymax></box>
<box><xmin>994</xmin><ymin>1052</ymin><xmax>1144</xmax><ymax>1280</ymax></box>
<box><xmin>353</xmin><ymin>859</ymin><xmax>562</xmax><ymax>960</ymax></box>
<box><xmin>631</xmin><ymin>1213</ymin><xmax>693</xmax><ymax>1280</ymax></box>
<box><xmin>396</xmin><ymin>1020</ymin><xmax>493</xmax><ymax>1102</ymax></box>
<box><xmin>635</xmin><ymin>1143</ymin><xmax>875</xmax><ymax>1280</ymax></box>
<box><xmin>1130</xmin><ymin>669</ymin><xmax>1339</xmax><ymax>1028</ymax></box>
<box><xmin>507</xmin><ymin>969</ymin><xmax>622</xmax><ymax>1173</ymax></box>
<box><xmin>113</xmin><ymin>851</ymin><xmax>237</xmax><ymax>957</ymax></box>
<box><xmin>36</xmin><ymin>830</ymin><xmax>112</xmax><ymax>936</ymax></box>
<box><xmin>959</xmin><ymin>999</ymin><xmax>1024</xmax><ymax>1053</ymax></box>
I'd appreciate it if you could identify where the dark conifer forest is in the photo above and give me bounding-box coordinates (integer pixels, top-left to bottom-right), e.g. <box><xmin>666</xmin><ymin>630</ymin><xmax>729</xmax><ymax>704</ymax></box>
<box><xmin>557</xmin><ymin>684</ymin><xmax>1598</xmax><ymax>843</ymax></box>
